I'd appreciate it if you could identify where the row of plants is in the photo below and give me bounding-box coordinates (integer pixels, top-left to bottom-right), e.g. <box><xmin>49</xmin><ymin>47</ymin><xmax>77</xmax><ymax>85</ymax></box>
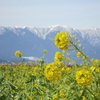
<box><xmin>0</xmin><ymin>31</ymin><xmax>100</xmax><ymax>100</ymax></box>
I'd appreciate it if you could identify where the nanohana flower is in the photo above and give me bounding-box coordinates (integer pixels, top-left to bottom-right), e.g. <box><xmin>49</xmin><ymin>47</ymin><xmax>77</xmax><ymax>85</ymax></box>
<box><xmin>54</xmin><ymin>52</ymin><xmax>65</xmax><ymax>61</ymax></box>
<box><xmin>91</xmin><ymin>59</ymin><xmax>100</xmax><ymax>66</ymax></box>
<box><xmin>44</xmin><ymin>63</ymin><xmax>61</xmax><ymax>80</ymax></box>
<box><xmin>28</xmin><ymin>96</ymin><xmax>33</xmax><ymax>99</ymax></box>
<box><xmin>34</xmin><ymin>67</ymin><xmax>38</xmax><ymax>72</ymax></box>
<box><xmin>92</xmin><ymin>92</ymin><xmax>99</xmax><ymax>97</ymax></box>
<box><xmin>54</xmin><ymin>52</ymin><xmax>65</xmax><ymax>67</ymax></box>
<box><xmin>35</xmin><ymin>59</ymin><xmax>39</xmax><ymax>61</ymax></box>
<box><xmin>90</xmin><ymin>66</ymin><xmax>100</xmax><ymax>72</ymax></box>
<box><xmin>90</xmin><ymin>66</ymin><xmax>96</xmax><ymax>72</ymax></box>
<box><xmin>82</xmin><ymin>96</ymin><xmax>86</xmax><ymax>100</ymax></box>
<box><xmin>76</xmin><ymin>52</ymin><xmax>81</xmax><ymax>58</ymax></box>
<box><xmin>82</xmin><ymin>56</ymin><xmax>87</xmax><ymax>60</ymax></box>
<box><xmin>34</xmin><ymin>84</ymin><xmax>39</xmax><ymax>88</ymax></box>
<box><xmin>93</xmin><ymin>59</ymin><xmax>99</xmax><ymax>66</ymax></box>
<box><xmin>60</xmin><ymin>89</ymin><xmax>67</xmax><ymax>97</ymax></box>
<box><xmin>53</xmin><ymin>93</ymin><xmax>58</xmax><ymax>100</ymax></box>
<box><xmin>54</xmin><ymin>31</ymin><xmax>70</xmax><ymax>50</ymax></box>
<box><xmin>40</xmin><ymin>56</ymin><xmax>44</xmax><ymax>59</ymax></box>
<box><xmin>43</xmin><ymin>50</ymin><xmax>48</xmax><ymax>54</ymax></box>
<box><xmin>14</xmin><ymin>50</ymin><xmax>22</xmax><ymax>57</ymax></box>
<box><xmin>66</xmin><ymin>67</ymin><xmax>71</xmax><ymax>73</ymax></box>
<box><xmin>76</xmin><ymin>70</ymin><xmax>92</xmax><ymax>86</ymax></box>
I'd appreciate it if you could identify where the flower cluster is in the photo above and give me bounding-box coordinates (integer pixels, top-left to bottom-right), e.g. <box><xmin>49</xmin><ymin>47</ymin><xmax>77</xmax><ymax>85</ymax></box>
<box><xmin>14</xmin><ymin>50</ymin><xmax>22</xmax><ymax>57</ymax></box>
<box><xmin>76</xmin><ymin>52</ymin><xmax>82</xmax><ymax>58</ymax></box>
<box><xmin>44</xmin><ymin>63</ymin><xmax>61</xmax><ymax>80</ymax></box>
<box><xmin>54</xmin><ymin>31</ymin><xmax>70</xmax><ymax>50</ymax></box>
<box><xmin>43</xmin><ymin>50</ymin><xmax>48</xmax><ymax>54</ymax></box>
<box><xmin>92</xmin><ymin>59</ymin><xmax>100</xmax><ymax>66</ymax></box>
<box><xmin>76</xmin><ymin>70</ymin><xmax>92</xmax><ymax>86</ymax></box>
<box><xmin>54</xmin><ymin>52</ymin><xmax>65</xmax><ymax>67</ymax></box>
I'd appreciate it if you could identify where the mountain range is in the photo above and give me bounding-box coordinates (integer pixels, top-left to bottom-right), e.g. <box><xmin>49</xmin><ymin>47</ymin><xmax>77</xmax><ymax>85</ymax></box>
<box><xmin>0</xmin><ymin>25</ymin><xmax>100</xmax><ymax>63</ymax></box>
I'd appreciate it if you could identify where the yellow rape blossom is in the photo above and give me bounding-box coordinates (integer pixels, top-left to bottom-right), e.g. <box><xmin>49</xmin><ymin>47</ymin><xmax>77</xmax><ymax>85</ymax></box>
<box><xmin>82</xmin><ymin>96</ymin><xmax>86</xmax><ymax>100</ymax></box>
<box><xmin>54</xmin><ymin>52</ymin><xmax>65</xmax><ymax>62</ymax></box>
<box><xmin>43</xmin><ymin>50</ymin><xmax>48</xmax><ymax>54</ymax></box>
<box><xmin>82</xmin><ymin>56</ymin><xmax>87</xmax><ymax>60</ymax></box>
<box><xmin>54</xmin><ymin>31</ymin><xmax>70</xmax><ymax>50</ymax></box>
<box><xmin>35</xmin><ymin>59</ymin><xmax>39</xmax><ymax>61</ymax></box>
<box><xmin>66</xmin><ymin>67</ymin><xmax>71</xmax><ymax>73</ymax></box>
<box><xmin>93</xmin><ymin>59</ymin><xmax>99</xmax><ymax>66</ymax></box>
<box><xmin>54</xmin><ymin>52</ymin><xmax>65</xmax><ymax>67</ymax></box>
<box><xmin>90</xmin><ymin>66</ymin><xmax>100</xmax><ymax>72</ymax></box>
<box><xmin>44</xmin><ymin>63</ymin><xmax>61</xmax><ymax>80</ymax></box>
<box><xmin>53</xmin><ymin>93</ymin><xmax>58</xmax><ymax>100</ymax></box>
<box><xmin>55</xmin><ymin>60</ymin><xmax>65</xmax><ymax>68</ymax></box>
<box><xmin>60</xmin><ymin>89</ymin><xmax>67</xmax><ymax>97</ymax></box>
<box><xmin>14</xmin><ymin>50</ymin><xmax>22</xmax><ymax>57</ymax></box>
<box><xmin>92</xmin><ymin>92</ymin><xmax>99</xmax><ymax>97</ymax></box>
<box><xmin>40</xmin><ymin>56</ymin><xmax>44</xmax><ymax>59</ymax></box>
<box><xmin>34</xmin><ymin>84</ymin><xmax>39</xmax><ymax>88</ymax></box>
<box><xmin>95</xmin><ymin>68</ymin><xmax>100</xmax><ymax>72</ymax></box>
<box><xmin>76</xmin><ymin>70</ymin><xmax>92</xmax><ymax>86</ymax></box>
<box><xmin>90</xmin><ymin>66</ymin><xmax>96</xmax><ymax>72</ymax></box>
<box><xmin>76</xmin><ymin>52</ymin><xmax>81</xmax><ymax>58</ymax></box>
<box><xmin>34</xmin><ymin>67</ymin><xmax>38</xmax><ymax>72</ymax></box>
<box><xmin>28</xmin><ymin>96</ymin><xmax>33</xmax><ymax>99</ymax></box>
<box><xmin>28</xmin><ymin>61</ymin><xmax>32</xmax><ymax>63</ymax></box>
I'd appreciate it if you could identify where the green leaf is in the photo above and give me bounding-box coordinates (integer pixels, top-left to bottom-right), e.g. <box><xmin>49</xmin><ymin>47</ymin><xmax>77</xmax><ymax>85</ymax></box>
<box><xmin>0</xmin><ymin>95</ymin><xmax>6</xmax><ymax>100</ymax></box>
<box><xmin>9</xmin><ymin>82</ymin><xmax>18</xmax><ymax>90</ymax></box>
<box><xmin>0</xmin><ymin>77</ymin><xmax>5</xmax><ymax>84</ymax></box>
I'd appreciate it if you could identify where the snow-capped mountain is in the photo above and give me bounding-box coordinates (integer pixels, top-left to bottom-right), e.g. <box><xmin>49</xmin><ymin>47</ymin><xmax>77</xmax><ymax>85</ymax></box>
<box><xmin>0</xmin><ymin>25</ymin><xmax>100</xmax><ymax>63</ymax></box>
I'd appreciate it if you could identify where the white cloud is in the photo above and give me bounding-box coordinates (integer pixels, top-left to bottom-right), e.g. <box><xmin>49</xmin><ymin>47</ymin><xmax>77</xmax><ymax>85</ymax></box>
<box><xmin>22</xmin><ymin>56</ymin><xmax>40</xmax><ymax>61</ymax></box>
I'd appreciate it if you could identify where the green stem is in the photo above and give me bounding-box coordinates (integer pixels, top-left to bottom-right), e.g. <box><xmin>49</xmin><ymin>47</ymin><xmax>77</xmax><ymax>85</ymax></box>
<box><xmin>70</xmin><ymin>41</ymin><xmax>92</xmax><ymax>64</ymax></box>
<box><xmin>24</xmin><ymin>79</ymin><xmax>27</xmax><ymax>99</ymax></box>
<box><xmin>78</xmin><ymin>87</ymin><xmax>86</xmax><ymax>100</ymax></box>
<box><xmin>31</xmin><ymin>80</ymin><xmax>33</xmax><ymax>96</ymax></box>
<box><xmin>86</xmin><ymin>87</ymin><xmax>99</xmax><ymax>100</ymax></box>
<box><xmin>65</xmin><ymin>56</ymin><xmax>79</xmax><ymax>67</ymax></box>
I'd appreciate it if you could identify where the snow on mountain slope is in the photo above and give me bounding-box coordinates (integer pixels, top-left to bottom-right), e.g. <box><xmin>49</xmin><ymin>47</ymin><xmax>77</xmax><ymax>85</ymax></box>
<box><xmin>0</xmin><ymin>25</ymin><xmax>100</xmax><ymax>49</ymax></box>
<box><xmin>0</xmin><ymin>26</ymin><xmax>6</xmax><ymax>35</ymax></box>
<box><xmin>0</xmin><ymin>25</ymin><xmax>99</xmax><ymax>41</ymax></box>
<box><xmin>26</xmin><ymin>26</ymin><xmax>51</xmax><ymax>39</ymax></box>
<box><xmin>0</xmin><ymin>25</ymin><xmax>100</xmax><ymax>63</ymax></box>
<box><xmin>78</xmin><ymin>28</ymin><xmax>100</xmax><ymax>46</ymax></box>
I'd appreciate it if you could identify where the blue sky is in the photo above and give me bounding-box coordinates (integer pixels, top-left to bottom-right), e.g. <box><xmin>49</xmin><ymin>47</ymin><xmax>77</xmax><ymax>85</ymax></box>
<box><xmin>0</xmin><ymin>0</ymin><xmax>100</xmax><ymax>28</ymax></box>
